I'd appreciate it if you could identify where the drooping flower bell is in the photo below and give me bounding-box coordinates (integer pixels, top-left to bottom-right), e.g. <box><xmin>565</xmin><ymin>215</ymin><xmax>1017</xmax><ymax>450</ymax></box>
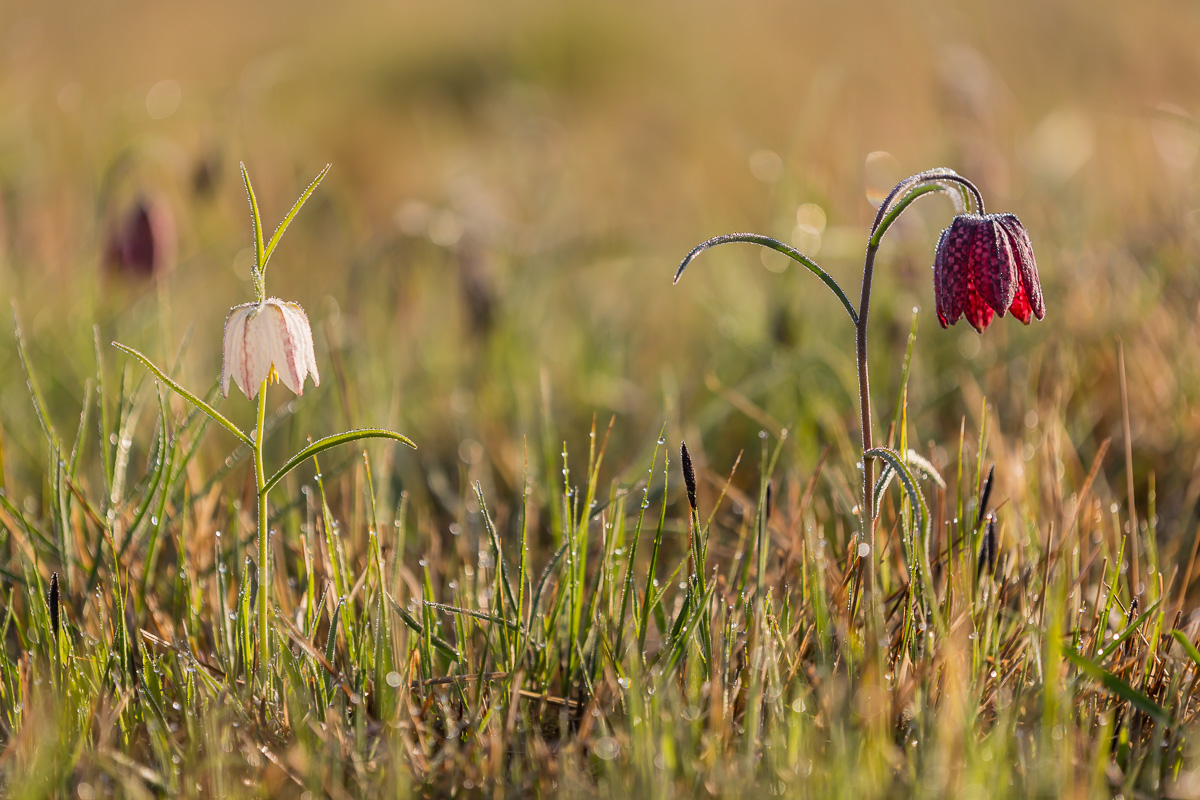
<box><xmin>104</xmin><ymin>197</ymin><xmax>177</xmax><ymax>278</ymax></box>
<box><xmin>933</xmin><ymin>213</ymin><xmax>1045</xmax><ymax>333</ymax></box>
<box><xmin>221</xmin><ymin>298</ymin><xmax>319</xmax><ymax>399</ymax></box>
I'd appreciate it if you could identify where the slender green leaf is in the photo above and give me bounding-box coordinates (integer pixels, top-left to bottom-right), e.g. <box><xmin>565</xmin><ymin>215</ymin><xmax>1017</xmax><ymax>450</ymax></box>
<box><xmin>262</xmin><ymin>428</ymin><xmax>416</xmax><ymax>495</ymax></box>
<box><xmin>673</xmin><ymin>233</ymin><xmax>857</xmax><ymax>324</ymax></box>
<box><xmin>111</xmin><ymin>342</ymin><xmax>252</xmax><ymax>448</ymax></box>
<box><xmin>240</xmin><ymin>163</ymin><xmax>265</xmax><ymax>272</ymax></box>
<box><xmin>264</xmin><ymin>164</ymin><xmax>331</xmax><ymax>267</ymax></box>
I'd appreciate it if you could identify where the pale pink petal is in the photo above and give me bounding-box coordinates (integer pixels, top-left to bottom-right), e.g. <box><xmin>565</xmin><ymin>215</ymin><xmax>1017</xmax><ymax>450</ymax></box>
<box><xmin>221</xmin><ymin>304</ymin><xmax>254</xmax><ymax>397</ymax></box>
<box><xmin>238</xmin><ymin>305</ymin><xmax>275</xmax><ymax>399</ymax></box>
<box><xmin>284</xmin><ymin>301</ymin><xmax>319</xmax><ymax>389</ymax></box>
<box><xmin>262</xmin><ymin>300</ymin><xmax>306</xmax><ymax>395</ymax></box>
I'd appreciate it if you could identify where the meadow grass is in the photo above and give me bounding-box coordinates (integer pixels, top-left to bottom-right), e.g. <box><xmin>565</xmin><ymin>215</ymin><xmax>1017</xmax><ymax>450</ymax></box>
<box><xmin>2</xmin><ymin>233</ymin><xmax>1199</xmax><ymax>796</ymax></box>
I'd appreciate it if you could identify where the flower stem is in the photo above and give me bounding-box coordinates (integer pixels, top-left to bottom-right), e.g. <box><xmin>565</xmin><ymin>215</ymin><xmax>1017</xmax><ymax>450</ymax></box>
<box><xmin>254</xmin><ymin>379</ymin><xmax>269</xmax><ymax>682</ymax></box>
<box><xmin>855</xmin><ymin>170</ymin><xmax>985</xmax><ymax>624</ymax></box>
<box><xmin>857</xmin><ymin>243</ymin><xmax>879</xmax><ymax>618</ymax></box>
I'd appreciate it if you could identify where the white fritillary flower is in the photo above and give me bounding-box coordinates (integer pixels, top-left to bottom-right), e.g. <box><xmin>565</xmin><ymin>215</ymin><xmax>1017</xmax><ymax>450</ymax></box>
<box><xmin>221</xmin><ymin>298</ymin><xmax>319</xmax><ymax>399</ymax></box>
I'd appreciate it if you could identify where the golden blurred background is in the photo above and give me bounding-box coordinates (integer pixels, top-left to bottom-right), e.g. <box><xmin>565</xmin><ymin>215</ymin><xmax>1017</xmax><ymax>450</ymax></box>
<box><xmin>3</xmin><ymin>0</ymin><xmax>1200</xmax><ymax>551</ymax></box>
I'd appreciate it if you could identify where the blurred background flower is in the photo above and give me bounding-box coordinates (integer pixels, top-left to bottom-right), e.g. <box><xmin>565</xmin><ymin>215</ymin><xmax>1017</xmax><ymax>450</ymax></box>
<box><xmin>103</xmin><ymin>196</ymin><xmax>176</xmax><ymax>278</ymax></box>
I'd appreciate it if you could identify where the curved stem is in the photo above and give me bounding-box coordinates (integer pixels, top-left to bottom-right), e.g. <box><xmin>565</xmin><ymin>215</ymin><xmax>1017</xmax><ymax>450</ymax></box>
<box><xmin>869</xmin><ymin>171</ymin><xmax>984</xmax><ymax>241</ymax></box>
<box><xmin>870</xmin><ymin>184</ymin><xmax>949</xmax><ymax>249</ymax></box>
<box><xmin>254</xmin><ymin>380</ymin><xmax>269</xmax><ymax>682</ymax></box>
<box><xmin>674</xmin><ymin>233</ymin><xmax>858</xmax><ymax>324</ymax></box>
<box><xmin>855</xmin><ymin>169</ymin><xmax>984</xmax><ymax>617</ymax></box>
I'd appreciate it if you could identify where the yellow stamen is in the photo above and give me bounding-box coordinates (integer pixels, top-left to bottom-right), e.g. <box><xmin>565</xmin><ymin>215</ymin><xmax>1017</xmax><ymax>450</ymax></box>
<box><xmin>267</xmin><ymin>364</ymin><xmax>280</xmax><ymax>385</ymax></box>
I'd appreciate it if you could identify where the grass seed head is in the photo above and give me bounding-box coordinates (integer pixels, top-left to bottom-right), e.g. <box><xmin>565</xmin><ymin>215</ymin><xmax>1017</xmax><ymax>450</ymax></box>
<box><xmin>48</xmin><ymin>571</ymin><xmax>59</xmax><ymax>642</ymax></box>
<box><xmin>680</xmin><ymin>441</ymin><xmax>697</xmax><ymax>511</ymax></box>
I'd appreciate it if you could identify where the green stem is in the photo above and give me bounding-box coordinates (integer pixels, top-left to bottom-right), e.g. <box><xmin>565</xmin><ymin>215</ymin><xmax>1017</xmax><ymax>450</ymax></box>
<box><xmin>856</xmin><ymin>241</ymin><xmax>879</xmax><ymax>617</ymax></box>
<box><xmin>254</xmin><ymin>379</ymin><xmax>269</xmax><ymax>682</ymax></box>
<box><xmin>855</xmin><ymin>170</ymin><xmax>985</xmax><ymax>623</ymax></box>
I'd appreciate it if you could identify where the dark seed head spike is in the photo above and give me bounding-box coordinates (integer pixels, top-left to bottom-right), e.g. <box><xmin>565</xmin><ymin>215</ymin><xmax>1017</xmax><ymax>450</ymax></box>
<box><xmin>49</xmin><ymin>572</ymin><xmax>60</xmax><ymax>642</ymax></box>
<box><xmin>977</xmin><ymin>515</ymin><xmax>998</xmax><ymax>582</ymax></box>
<box><xmin>764</xmin><ymin>481</ymin><xmax>773</xmax><ymax>521</ymax></box>
<box><xmin>976</xmin><ymin>464</ymin><xmax>995</xmax><ymax>529</ymax></box>
<box><xmin>680</xmin><ymin>442</ymin><xmax>697</xmax><ymax>512</ymax></box>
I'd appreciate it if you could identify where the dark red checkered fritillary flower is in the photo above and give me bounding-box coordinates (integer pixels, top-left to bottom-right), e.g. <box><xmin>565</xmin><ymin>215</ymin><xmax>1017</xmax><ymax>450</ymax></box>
<box><xmin>933</xmin><ymin>213</ymin><xmax>1044</xmax><ymax>332</ymax></box>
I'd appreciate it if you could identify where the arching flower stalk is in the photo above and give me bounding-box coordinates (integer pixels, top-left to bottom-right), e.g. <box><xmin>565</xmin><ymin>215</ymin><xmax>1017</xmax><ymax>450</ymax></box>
<box><xmin>114</xmin><ymin>164</ymin><xmax>416</xmax><ymax>685</ymax></box>
<box><xmin>674</xmin><ymin>167</ymin><xmax>1044</xmax><ymax>619</ymax></box>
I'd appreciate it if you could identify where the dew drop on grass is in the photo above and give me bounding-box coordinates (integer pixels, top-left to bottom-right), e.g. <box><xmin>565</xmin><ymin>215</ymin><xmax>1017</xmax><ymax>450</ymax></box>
<box><xmin>593</xmin><ymin>737</ymin><xmax>620</xmax><ymax>761</ymax></box>
<box><xmin>657</xmin><ymin>437</ymin><xmax>666</xmax><ymax>445</ymax></box>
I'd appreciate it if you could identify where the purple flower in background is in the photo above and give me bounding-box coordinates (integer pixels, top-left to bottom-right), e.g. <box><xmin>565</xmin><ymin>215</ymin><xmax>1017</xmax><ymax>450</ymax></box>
<box><xmin>104</xmin><ymin>198</ymin><xmax>176</xmax><ymax>278</ymax></box>
<box><xmin>933</xmin><ymin>213</ymin><xmax>1044</xmax><ymax>332</ymax></box>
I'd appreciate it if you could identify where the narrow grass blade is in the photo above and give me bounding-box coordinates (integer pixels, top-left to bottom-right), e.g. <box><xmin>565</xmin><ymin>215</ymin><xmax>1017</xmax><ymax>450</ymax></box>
<box><xmin>12</xmin><ymin>302</ymin><xmax>60</xmax><ymax>448</ymax></box>
<box><xmin>1065</xmin><ymin>649</ymin><xmax>1170</xmax><ymax>727</ymax></box>
<box><xmin>1095</xmin><ymin>596</ymin><xmax>1162</xmax><ymax>662</ymax></box>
